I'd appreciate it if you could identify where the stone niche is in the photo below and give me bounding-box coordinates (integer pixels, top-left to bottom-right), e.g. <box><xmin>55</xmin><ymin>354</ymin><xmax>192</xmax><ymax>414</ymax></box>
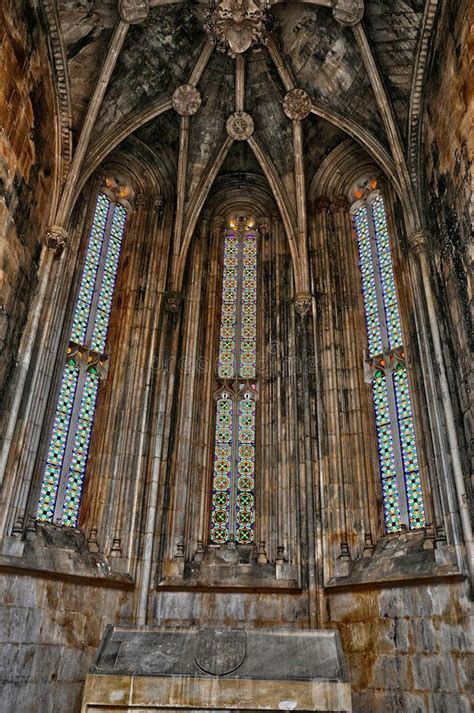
<box><xmin>81</xmin><ymin>626</ymin><xmax>352</xmax><ymax>711</ymax></box>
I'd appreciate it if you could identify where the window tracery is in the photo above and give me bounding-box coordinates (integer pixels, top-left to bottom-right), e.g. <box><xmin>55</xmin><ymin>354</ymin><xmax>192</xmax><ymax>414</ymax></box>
<box><xmin>210</xmin><ymin>217</ymin><xmax>258</xmax><ymax>545</ymax></box>
<box><xmin>351</xmin><ymin>181</ymin><xmax>425</xmax><ymax>533</ymax></box>
<box><xmin>37</xmin><ymin>188</ymin><xmax>128</xmax><ymax>527</ymax></box>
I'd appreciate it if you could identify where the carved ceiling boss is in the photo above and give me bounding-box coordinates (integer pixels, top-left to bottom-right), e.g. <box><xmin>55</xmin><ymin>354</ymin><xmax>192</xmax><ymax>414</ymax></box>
<box><xmin>204</xmin><ymin>0</ymin><xmax>269</xmax><ymax>56</ymax></box>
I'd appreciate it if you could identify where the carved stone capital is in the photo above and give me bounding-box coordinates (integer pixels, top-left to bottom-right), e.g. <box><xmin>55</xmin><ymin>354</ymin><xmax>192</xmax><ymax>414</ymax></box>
<box><xmin>135</xmin><ymin>193</ymin><xmax>147</xmax><ymax>207</ymax></box>
<box><xmin>408</xmin><ymin>230</ymin><xmax>430</xmax><ymax>256</ymax></box>
<box><xmin>118</xmin><ymin>0</ymin><xmax>149</xmax><ymax>24</ymax></box>
<box><xmin>154</xmin><ymin>197</ymin><xmax>165</xmax><ymax>216</ymax></box>
<box><xmin>294</xmin><ymin>292</ymin><xmax>313</xmax><ymax>316</ymax></box>
<box><xmin>332</xmin><ymin>0</ymin><xmax>364</xmax><ymax>26</ymax></box>
<box><xmin>258</xmin><ymin>216</ymin><xmax>270</xmax><ymax>237</ymax></box>
<box><xmin>172</xmin><ymin>85</ymin><xmax>202</xmax><ymax>116</ymax></box>
<box><xmin>212</xmin><ymin>215</ymin><xmax>226</xmax><ymax>230</ymax></box>
<box><xmin>314</xmin><ymin>196</ymin><xmax>331</xmax><ymax>214</ymax></box>
<box><xmin>332</xmin><ymin>195</ymin><xmax>349</xmax><ymax>212</ymax></box>
<box><xmin>283</xmin><ymin>88</ymin><xmax>312</xmax><ymax>121</ymax></box>
<box><xmin>163</xmin><ymin>291</ymin><xmax>184</xmax><ymax>313</ymax></box>
<box><xmin>44</xmin><ymin>225</ymin><xmax>68</xmax><ymax>251</ymax></box>
<box><xmin>226</xmin><ymin>111</ymin><xmax>254</xmax><ymax>140</ymax></box>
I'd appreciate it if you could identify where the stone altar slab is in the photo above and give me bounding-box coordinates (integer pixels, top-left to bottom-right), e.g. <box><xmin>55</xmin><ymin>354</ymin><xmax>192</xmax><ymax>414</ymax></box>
<box><xmin>81</xmin><ymin>626</ymin><xmax>352</xmax><ymax>711</ymax></box>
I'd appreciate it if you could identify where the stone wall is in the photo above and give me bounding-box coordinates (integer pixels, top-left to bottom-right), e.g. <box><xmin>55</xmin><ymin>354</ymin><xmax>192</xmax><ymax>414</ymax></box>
<box><xmin>326</xmin><ymin>578</ymin><xmax>472</xmax><ymax>713</ymax></box>
<box><xmin>421</xmin><ymin>0</ymin><xmax>473</xmax><ymax>500</ymax></box>
<box><xmin>0</xmin><ymin>531</ymin><xmax>133</xmax><ymax>713</ymax></box>
<box><xmin>0</xmin><ymin>0</ymin><xmax>58</xmax><ymax>413</ymax></box>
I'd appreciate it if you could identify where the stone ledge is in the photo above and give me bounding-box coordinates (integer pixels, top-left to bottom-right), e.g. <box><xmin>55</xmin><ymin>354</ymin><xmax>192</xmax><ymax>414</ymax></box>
<box><xmin>325</xmin><ymin>531</ymin><xmax>463</xmax><ymax>590</ymax></box>
<box><xmin>0</xmin><ymin>525</ymin><xmax>134</xmax><ymax>589</ymax></box>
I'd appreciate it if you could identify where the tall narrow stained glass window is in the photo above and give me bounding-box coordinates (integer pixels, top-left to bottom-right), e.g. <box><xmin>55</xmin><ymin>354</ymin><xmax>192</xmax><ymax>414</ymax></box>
<box><xmin>210</xmin><ymin>217</ymin><xmax>258</xmax><ymax>544</ymax></box>
<box><xmin>37</xmin><ymin>191</ymin><xmax>128</xmax><ymax>527</ymax></box>
<box><xmin>351</xmin><ymin>184</ymin><xmax>425</xmax><ymax>533</ymax></box>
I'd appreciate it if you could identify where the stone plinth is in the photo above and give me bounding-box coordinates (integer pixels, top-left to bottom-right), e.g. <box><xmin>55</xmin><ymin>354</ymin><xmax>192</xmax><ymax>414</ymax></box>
<box><xmin>81</xmin><ymin>626</ymin><xmax>352</xmax><ymax>711</ymax></box>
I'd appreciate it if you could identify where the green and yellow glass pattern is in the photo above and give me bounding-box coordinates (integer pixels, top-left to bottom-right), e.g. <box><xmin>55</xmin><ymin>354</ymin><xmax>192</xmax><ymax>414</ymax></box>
<box><xmin>372</xmin><ymin>370</ymin><xmax>402</xmax><ymax>532</ymax></box>
<box><xmin>240</xmin><ymin>235</ymin><xmax>257</xmax><ymax>378</ymax></box>
<box><xmin>91</xmin><ymin>204</ymin><xmax>127</xmax><ymax>353</ymax></box>
<box><xmin>393</xmin><ymin>363</ymin><xmax>425</xmax><ymax>529</ymax></box>
<box><xmin>60</xmin><ymin>368</ymin><xmax>100</xmax><ymax>527</ymax></box>
<box><xmin>236</xmin><ymin>392</ymin><xmax>256</xmax><ymax>543</ymax></box>
<box><xmin>218</xmin><ymin>233</ymin><xmax>238</xmax><ymax>378</ymax></box>
<box><xmin>371</xmin><ymin>194</ymin><xmax>403</xmax><ymax>351</ymax></box>
<box><xmin>71</xmin><ymin>193</ymin><xmax>110</xmax><ymax>345</ymax></box>
<box><xmin>37</xmin><ymin>360</ymin><xmax>79</xmax><ymax>522</ymax></box>
<box><xmin>354</xmin><ymin>205</ymin><xmax>383</xmax><ymax>357</ymax></box>
<box><xmin>210</xmin><ymin>392</ymin><xmax>233</xmax><ymax>543</ymax></box>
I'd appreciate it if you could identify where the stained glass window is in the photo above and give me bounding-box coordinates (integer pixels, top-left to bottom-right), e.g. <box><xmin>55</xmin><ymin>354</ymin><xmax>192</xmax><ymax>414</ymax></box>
<box><xmin>210</xmin><ymin>220</ymin><xmax>258</xmax><ymax>544</ymax></box>
<box><xmin>352</xmin><ymin>187</ymin><xmax>425</xmax><ymax>533</ymax></box>
<box><xmin>37</xmin><ymin>191</ymin><xmax>127</xmax><ymax>527</ymax></box>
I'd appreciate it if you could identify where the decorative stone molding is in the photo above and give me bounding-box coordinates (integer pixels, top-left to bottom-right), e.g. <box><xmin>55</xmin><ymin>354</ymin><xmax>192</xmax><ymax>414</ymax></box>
<box><xmin>332</xmin><ymin>0</ymin><xmax>364</xmax><ymax>26</ymax></box>
<box><xmin>283</xmin><ymin>88</ymin><xmax>312</xmax><ymax>121</ymax></box>
<box><xmin>118</xmin><ymin>0</ymin><xmax>150</xmax><ymax>24</ymax></box>
<box><xmin>294</xmin><ymin>292</ymin><xmax>313</xmax><ymax>316</ymax></box>
<box><xmin>172</xmin><ymin>85</ymin><xmax>202</xmax><ymax>116</ymax></box>
<box><xmin>408</xmin><ymin>229</ymin><xmax>430</xmax><ymax>256</ymax></box>
<box><xmin>204</xmin><ymin>0</ymin><xmax>269</xmax><ymax>56</ymax></box>
<box><xmin>44</xmin><ymin>225</ymin><xmax>68</xmax><ymax>250</ymax></box>
<box><xmin>257</xmin><ymin>216</ymin><xmax>270</xmax><ymax>237</ymax></box>
<box><xmin>163</xmin><ymin>291</ymin><xmax>184</xmax><ymax>313</ymax></box>
<box><xmin>226</xmin><ymin>111</ymin><xmax>254</xmax><ymax>140</ymax></box>
<box><xmin>331</xmin><ymin>195</ymin><xmax>349</xmax><ymax>212</ymax></box>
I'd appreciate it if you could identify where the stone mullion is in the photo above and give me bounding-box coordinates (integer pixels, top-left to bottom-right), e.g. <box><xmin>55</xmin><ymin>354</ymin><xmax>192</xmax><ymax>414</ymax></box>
<box><xmin>179</xmin><ymin>220</ymin><xmax>207</xmax><ymax>560</ymax></box>
<box><xmin>275</xmin><ymin>218</ymin><xmax>292</xmax><ymax>563</ymax></box>
<box><xmin>257</xmin><ymin>221</ymin><xmax>269</xmax><ymax>554</ymax></box>
<box><xmin>102</xmin><ymin>198</ymin><xmax>151</xmax><ymax>558</ymax></box>
<box><xmin>267</xmin><ymin>219</ymin><xmax>278</xmax><ymax>563</ymax></box>
<box><xmin>194</xmin><ymin>216</ymin><xmax>223</xmax><ymax>549</ymax></box>
<box><xmin>314</xmin><ymin>199</ymin><xmax>347</xmax><ymax>580</ymax></box>
<box><xmin>119</xmin><ymin>201</ymin><xmax>169</xmax><ymax>567</ymax></box>
<box><xmin>336</xmin><ymin>200</ymin><xmax>379</xmax><ymax>553</ymax></box>
<box><xmin>3</xmin><ymin>197</ymin><xmax>90</xmax><ymax>538</ymax></box>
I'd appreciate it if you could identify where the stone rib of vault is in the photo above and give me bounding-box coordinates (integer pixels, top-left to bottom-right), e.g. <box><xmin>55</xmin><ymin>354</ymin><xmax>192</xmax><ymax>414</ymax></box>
<box><xmin>81</xmin><ymin>625</ymin><xmax>352</xmax><ymax>711</ymax></box>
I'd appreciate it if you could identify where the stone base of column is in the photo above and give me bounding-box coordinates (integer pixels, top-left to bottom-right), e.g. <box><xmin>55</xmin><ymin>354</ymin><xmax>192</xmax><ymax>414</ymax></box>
<box><xmin>81</xmin><ymin>626</ymin><xmax>352</xmax><ymax>712</ymax></box>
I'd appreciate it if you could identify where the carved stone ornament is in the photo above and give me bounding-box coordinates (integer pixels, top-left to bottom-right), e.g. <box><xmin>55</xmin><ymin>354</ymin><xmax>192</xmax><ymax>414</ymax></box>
<box><xmin>332</xmin><ymin>0</ymin><xmax>364</xmax><ymax>26</ymax></box>
<box><xmin>195</xmin><ymin>629</ymin><xmax>246</xmax><ymax>675</ymax></box>
<box><xmin>163</xmin><ymin>291</ymin><xmax>184</xmax><ymax>313</ymax></box>
<box><xmin>172</xmin><ymin>85</ymin><xmax>202</xmax><ymax>116</ymax></box>
<box><xmin>226</xmin><ymin>111</ymin><xmax>254</xmax><ymax>140</ymax></box>
<box><xmin>283</xmin><ymin>88</ymin><xmax>312</xmax><ymax>121</ymax></box>
<box><xmin>408</xmin><ymin>230</ymin><xmax>430</xmax><ymax>256</ymax></box>
<box><xmin>294</xmin><ymin>292</ymin><xmax>312</xmax><ymax>316</ymax></box>
<box><xmin>44</xmin><ymin>225</ymin><xmax>68</xmax><ymax>250</ymax></box>
<box><xmin>204</xmin><ymin>0</ymin><xmax>269</xmax><ymax>56</ymax></box>
<box><xmin>118</xmin><ymin>0</ymin><xmax>150</xmax><ymax>24</ymax></box>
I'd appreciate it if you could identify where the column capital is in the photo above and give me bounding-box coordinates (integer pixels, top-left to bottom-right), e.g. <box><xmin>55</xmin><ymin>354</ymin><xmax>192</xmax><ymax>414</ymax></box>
<box><xmin>135</xmin><ymin>193</ymin><xmax>148</xmax><ymax>207</ymax></box>
<box><xmin>44</xmin><ymin>225</ymin><xmax>68</xmax><ymax>251</ymax></box>
<box><xmin>294</xmin><ymin>292</ymin><xmax>313</xmax><ymax>316</ymax></box>
<box><xmin>408</xmin><ymin>230</ymin><xmax>430</xmax><ymax>256</ymax></box>
<box><xmin>314</xmin><ymin>196</ymin><xmax>331</xmax><ymax>214</ymax></box>
<box><xmin>331</xmin><ymin>195</ymin><xmax>349</xmax><ymax>212</ymax></box>
<box><xmin>212</xmin><ymin>215</ymin><xmax>226</xmax><ymax>230</ymax></box>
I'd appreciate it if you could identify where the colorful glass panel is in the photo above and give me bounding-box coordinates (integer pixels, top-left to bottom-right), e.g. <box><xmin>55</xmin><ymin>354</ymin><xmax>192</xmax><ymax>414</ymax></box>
<box><xmin>37</xmin><ymin>360</ymin><xmax>79</xmax><ymax>522</ymax></box>
<box><xmin>60</xmin><ymin>368</ymin><xmax>100</xmax><ymax>527</ymax></box>
<box><xmin>218</xmin><ymin>233</ymin><xmax>238</xmax><ymax>378</ymax></box>
<box><xmin>393</xmin><ymin>364</ymin><xmax>425</xmax><ymax>529</ymax></box>
<box><xmin>236</xmin><ymin>392</ymin><xmax>256</xmax><ymax>543</ymax></box>
<box><xmin>91</xmin><ymin>204</ymin><xmax>127</xmax><ymax>353</ymax></box>
<box><xmin>372</xmin><ymin>370</ymin><xmax>401</xmax><ymax>532</ymax></box>
<box><xmin>371</xmin><ymin>194</ymin><xmax>403</xmax><ymax>351</ymax></box>
<box><xmin>71</xmin><ymin>193</ymin><xmax>110</xmax><ymax>345</ymax></box>
<box><xmin>354</xmin><ymin>205</ymin><xmax>383</xmax><ymax>357</ymax></box>
<box><xmin>210</xmin><ymin>393</ymin><xmax>233</xmax><ymax>543</ymax></box>
<box><xmin>240</xmin><ymin>234</ymin><xmax>257</xmax><ymax>378</ymax></box>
